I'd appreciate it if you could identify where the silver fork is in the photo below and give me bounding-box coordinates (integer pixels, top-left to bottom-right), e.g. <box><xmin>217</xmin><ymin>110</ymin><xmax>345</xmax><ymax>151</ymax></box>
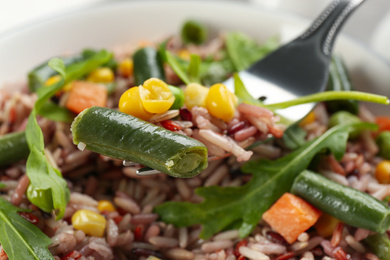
<box><xmin>224</xmin><ymin>0</ymin><xmax>367</xmax><ymax>123</ymax></box>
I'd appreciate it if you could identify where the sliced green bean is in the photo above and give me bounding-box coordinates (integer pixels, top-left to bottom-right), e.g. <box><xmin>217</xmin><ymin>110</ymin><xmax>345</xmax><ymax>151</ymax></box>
<box><xmin>291</xmin><ymin>170</ymin><xmax>390</xmax><ymax>233</ymax></box>
<box><xmin>364</xmin><ymin>233</ymin><xmax>390</xmax><ymax>260</ymax></box>
<box><xmin>376</xmin><ymin>131</ymin><xmax>390</xmax><ymax>160</ymax></box>
<box><xmin>181</xmin><ymin>20</ymin><xmax>207</xmax><ymax>45</ymax></box>
<box><xmin>133</xmin><ymin>47</ymin><xmax>165</xmax><ymax>85</ymax></box>
<box><xmin>168</xmin><ymin>85</ymin><xmax>185</xmax><ymax>110</ymax></box>
<box><xmin>0</xmin><ymin>131</ymin><xmax>29</xmax><ymax>166</ymax></box>
<box><xmin>71</xmin><ymin>106</ymin><xmax>208</xmax><ymax>178</ymax></box>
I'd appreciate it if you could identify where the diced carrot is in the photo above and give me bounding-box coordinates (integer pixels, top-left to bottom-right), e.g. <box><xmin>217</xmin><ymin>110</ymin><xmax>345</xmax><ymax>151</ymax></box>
<box><xmin>376</xmin><ymin>116</ymin><xmax>390</xmax><ymax>132</ymax></box>
<box><xmin>65</xmin><ymin>81</ymin><xmax>107</xmax><ymax>114</ymax></box>
<box><xmin>262</xmin><ymin>193</ymin><xmax>322</xmax><ymax>244</ymax></box>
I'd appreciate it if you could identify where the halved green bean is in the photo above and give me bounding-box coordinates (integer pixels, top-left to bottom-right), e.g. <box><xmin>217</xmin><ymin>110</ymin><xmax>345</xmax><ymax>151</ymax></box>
<box><xmin>0</xmin><ymin>131</ymin><xmax>29</xmax><ymax>166</ymax></box>
<box><xmin>291</xmin><ymin>170</ymin><xmax>390</xmax><ymax>233</ymax></box>
<box><xmin>71</xmin><ymin>106</ymin><xmax>208</xmax><ymax>178</ymax></box>
<box><xmin>364</xmin><ymin>233</ymin><xmax>390</xmax><ymax>260</ymax></box>
<box><xmin>133</xmin><ymin>47</ymin><xmax>165</xmax><ymax>85</ymax></box>
<box><xmin>168</xmin><ymin>85</ymin><xmax>185</xmax><ymax>110</ymax></box>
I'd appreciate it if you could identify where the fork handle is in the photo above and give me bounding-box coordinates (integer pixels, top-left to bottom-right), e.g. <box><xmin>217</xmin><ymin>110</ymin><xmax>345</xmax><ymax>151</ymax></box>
<box><xmin>300</xmin><ymin>0</ymin><xmax>367</xmax><ymax>56</ymax></box>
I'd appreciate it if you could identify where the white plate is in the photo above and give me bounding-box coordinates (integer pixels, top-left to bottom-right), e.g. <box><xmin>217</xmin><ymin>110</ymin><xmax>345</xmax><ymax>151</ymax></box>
<box><xmin>0</xmin><ymin>0</ymin><xmax>389</xmax><ymax>115</ymax></box>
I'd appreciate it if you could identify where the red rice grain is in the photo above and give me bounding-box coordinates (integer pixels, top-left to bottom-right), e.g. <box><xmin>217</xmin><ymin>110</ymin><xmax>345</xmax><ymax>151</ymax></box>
<box><xmin>204</xmin><ymin>164</ymin><xmax>229</xmax><ymax>187</ymax></box>
<box><xmin>201</xmin><ymin>240</ymin><xmax>234</xmax><ymax>253</ymax></box>
<box><xmin>164</xmin><ymin>248</ymin><xmax>194</xmax><ymax>260</ymax></box>
<box><xmin>145</xmin><ymin>224</ymin><xmax>161</xmax><ymax>243</ymax></box>
<box><xmin>130</xmin><ymin>213</ymin><xmax>158</xmax><ymax>225</ymax></box>
<box><xmin>345</xmin><ymin>235</ymin><xmax>365</xmax><ymax>253</ymax></box>
<box><xmin>114</xmin><ymin>197</ymin><xmax>140</xmax><ymax>215</ymax></box>
<box><xmin>11</xmin><ymin>174</ymin><xmax>29</xmax><ymax>206</ymax></box>
<box><xmin>238</xmin><ymin>246</ymin><xmax>269</xmax><ymax>260</ymax></box>
<box><xmin>148</xmin><ymin>236</ymin><xmax>179</xmax><ymax>248</ymax></box>
<box><xmin>331</xmin><ymin>222</ymin><xmax>344</xmax><ymax>247</ymax></box>
<box><xmin>176</xmin><ymin>179</ymin><xmax>192</xmax><ymax>200</ymax></box>
<box><xmin>213</xmin><ymin>230</ymin><xmax>239</xmax><ymax>241</ymax></box>
<box><xmin>179</xmin><ymin>227</ymin><xmax>188</xmax><ymax>248</ymax></box>
<box><xmin>106</xmin><ymin>219</ymin><xmax>119</xmax><ymax>246</ymax></box>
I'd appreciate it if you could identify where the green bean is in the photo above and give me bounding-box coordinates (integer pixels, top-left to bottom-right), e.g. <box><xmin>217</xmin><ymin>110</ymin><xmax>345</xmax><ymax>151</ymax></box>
<box><xmin>376</xmin><ymin>131</ymin><xmax>390</xmax><ymax>160</ymax></box>
<box><xmin>168</xmin><ymin>85</ymin><xmax>185</xmax><ymax>110</ymax></box>
<box><xmin>364</xmin><ymin>233</ymin><xmax>390</xmax><ymax>260</ymax></box>
<box><xmin>133</xmin><ymin>47</ymin><xmax>165</xmax><ymax>85</ymax></box>
<box><xmin>0</xmin><ymin>131</ymin><xmax>29</xmax><ymax>166</ymax></box>
<box><xmin>71</xmin><ymin>106</ymin><xmax>208</xmax><ymax>178</ymax></box>
<box><xmin>291</xmin><ymin>170</ymin><xmax>390</xmax><ymax>233</ymax></box>
<box><xmin>181</xmin><ymin>20</ymin><xmax>207</xmax><ymax>45</ymax></box>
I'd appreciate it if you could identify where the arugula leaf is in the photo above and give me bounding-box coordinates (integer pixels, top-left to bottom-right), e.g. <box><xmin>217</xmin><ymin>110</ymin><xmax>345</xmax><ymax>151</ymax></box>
<box><xmin>0</xmin><ymin>182</ymin><xmax>5</xmax><ymax>189</ymax></box>
<box><xmin>187</xmin><ymin>54</ymin><xmax>201</xmax><ymax>83</ymax></box>
<box><xmin>226</xmin><ymin>32</ymin><xmax>278</xmax><ymax>71</ymax></box>
<box><xmin>165</xmin><ymin>51</ymin><xmax>191</xmax><ymax>85</ymax></box>
<box><xmin>233</xmin><ymin>73</ymin><xmax>261</xmax><ymax>105</ymax></box>
<box><xmin>0</xmin><ymin>198</ymin><xmax>53</xmax><ymax>260</ymax></box>
<box><xmin>25</xmin><ymin>50</ymin><xmax>112</xmax><ymax>219</ymax></box>
<box><xmin>155</xmin><ymin>122</ymin><xmax>377</xmax><ymax>239</ymax></box>
<box><xmin>277</xmin><ymin>124</ymin><xmax>308</xmax><ymax>150</ymax></box>
<box><xmin>38</xmin><ymin>101</ymin><xmax>75</xmax><ymax>123</ymax></box>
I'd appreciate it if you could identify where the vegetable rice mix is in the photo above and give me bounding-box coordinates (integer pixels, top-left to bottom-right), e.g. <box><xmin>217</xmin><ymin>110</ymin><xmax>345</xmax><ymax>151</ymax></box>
<box><xmin>0</xmin><ymin>19</ymin><xmax>390</xmax><ymax>260</ymax></box>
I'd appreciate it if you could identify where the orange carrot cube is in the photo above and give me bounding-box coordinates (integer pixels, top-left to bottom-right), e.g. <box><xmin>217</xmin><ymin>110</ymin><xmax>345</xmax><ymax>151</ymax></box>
<box><xmin>66</xmin><ymin>81</ymin><xmax>108</xmax><ymax>114</ymax></box>
<box><xmin>262</xmin><ymin>193</ymin><xmax>322</xmax><ymax>244</ymax></box>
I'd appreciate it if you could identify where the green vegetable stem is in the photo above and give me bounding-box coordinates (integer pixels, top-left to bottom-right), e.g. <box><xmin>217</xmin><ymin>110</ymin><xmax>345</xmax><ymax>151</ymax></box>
<box><xmin>291</xmin><ymin>170</ymin><xmax>390</xmax><ymax>233</ymax></box>
<box><xmin>133</xmin><ymin>47</ymin><xmax>166</xmax><ymax>85</ymax></box>
<box><xmin>71</xmin><ymin>106</ymin><xmax>208</xmax><ymax>178</ymax></box>
<box><xmin>326</xmin><ymin>55</ymin><xmax>359</xmax><ymax>114</ymax></box>
<box><xmin>376</xmin><ymin>131</ymin><xmax>390</xmax><ymax>160</ymax></box>
<box><xmin>180</xmin><ymin>20</ymin><xmax>207</xmax><ymax>45</ymax></box>
<box><xmin>0</xmin><ymin>131</ymin><xmax>29</xmax><ymax>167</ymax></box>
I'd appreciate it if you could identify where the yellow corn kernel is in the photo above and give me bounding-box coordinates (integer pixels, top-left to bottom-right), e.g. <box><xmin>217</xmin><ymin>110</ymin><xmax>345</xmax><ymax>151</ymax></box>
<box><xmin>97</xmin><ymin>200</ymin><xmax>116</xmax><ymax>212</ymax></box>
<box><xmin>44</xmin><ymin>75</ymin><xmax>62</xmax><ymax>86</ymax></box>
<box><xmin>299</xmin><ymin>111</ymin><xmax>316</xmax><ymax>127</ymax></box>
<box><xmin>178</xmin><ymin>49</ymin><xmax>191</xmax><ymax>60</ymax></box>
<box><xmin>119</xmin><ymin>86</ymin><xmax>153</xmax><ymax>120</ymax></box>
<box><xmin>375</xmin><ymin>160</ymin><xmax>390</xmax><ymax>184</ymax></box>
<box><xmin>145</xmin><ymin>256</ymin><xmax>162</xmax><ymax>260</ymax></box>
<box><xmin>72</xmin><ymin>209</ymin><xmax>106</xmax><ymax>237</ymax></box>
<box><xmin>184</xmin><ymin>83</ymin><xmax>209</xmax><ymax>110</ymax></box>
<box><xmin>206</xmin><ymin>83</ymin><xmax>238</xmax><ymax>122</ymax></box>
<box><xmin>87</xmin><ymin>67</ymin><xmax>114</xmax><ymax>83</ymax></box>
<box><xmin>118</xmin><ymin>58</ymin><xmax>133</xmax><ymax>78</ymax></box>
<box><xmin>314</xmin><ymin>213</ymin><xmax>340</xmax><ymax>238</ymax></box>
<box><xmin>139</xmin><ymin>78</ymin><xmax>175</xmax><ymax>114</ymax></box>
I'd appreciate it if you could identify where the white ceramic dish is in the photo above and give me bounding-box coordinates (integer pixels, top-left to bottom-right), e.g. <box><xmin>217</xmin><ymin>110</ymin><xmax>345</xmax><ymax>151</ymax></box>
<box><xmin>0</xmin><ymin>0</ymin><xmax>389</xmax><ymax>115</ymax></box>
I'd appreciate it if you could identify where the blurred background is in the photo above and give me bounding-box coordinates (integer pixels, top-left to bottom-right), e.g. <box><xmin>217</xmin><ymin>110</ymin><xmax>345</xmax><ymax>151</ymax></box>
<box><xmin>1</xmin><ymin>0</ymin><xmax>390</xmax><ymax>60</ymax></box>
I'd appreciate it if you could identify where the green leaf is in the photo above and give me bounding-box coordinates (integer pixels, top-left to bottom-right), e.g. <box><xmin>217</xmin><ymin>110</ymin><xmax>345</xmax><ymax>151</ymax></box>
<box><xmin>48</xmin><ymin>58</ymin><xmax>66</xmax><ymax>78</ymax></box>
<box><xmin>38</xmin><ymin>101</ymin><xmax>75</xmax><ymax>123</ymax></box>
<box><xmin>165</xmin><ymin>51</ymin><xmax>191</xmax><ymax>85</ymax></box>
<box><xmin>0</xmin><ymin>198</ymin><xmax>53</xmax><ymax>260</ymax></box>
<box><xmin>155</xmin><ymin>122</ymin><xmax>377</xmax><ymax>239</ymax></box>
<box><xmin>25</xmin><ymin>50</ymin><xmax>112</xmax><ymax>219</ymax></box>
<box><xmin>233</xmin><ymin>73</ymin><xmax>261</xmax><ymax>105</ymax></box>
<box><xmin>187</xmin><ymin>54</ymin><xmax>201</xmax><ymax>83</ymax></box>
<box><xmin>226</xmin><ymin>32</ymin><xmax>278</xmax><ymax>71</ymax></box>
<box><xmin>0</xmin><ymin>183</ymin><xmax>5</xmax><ymax>189</ymax></box>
